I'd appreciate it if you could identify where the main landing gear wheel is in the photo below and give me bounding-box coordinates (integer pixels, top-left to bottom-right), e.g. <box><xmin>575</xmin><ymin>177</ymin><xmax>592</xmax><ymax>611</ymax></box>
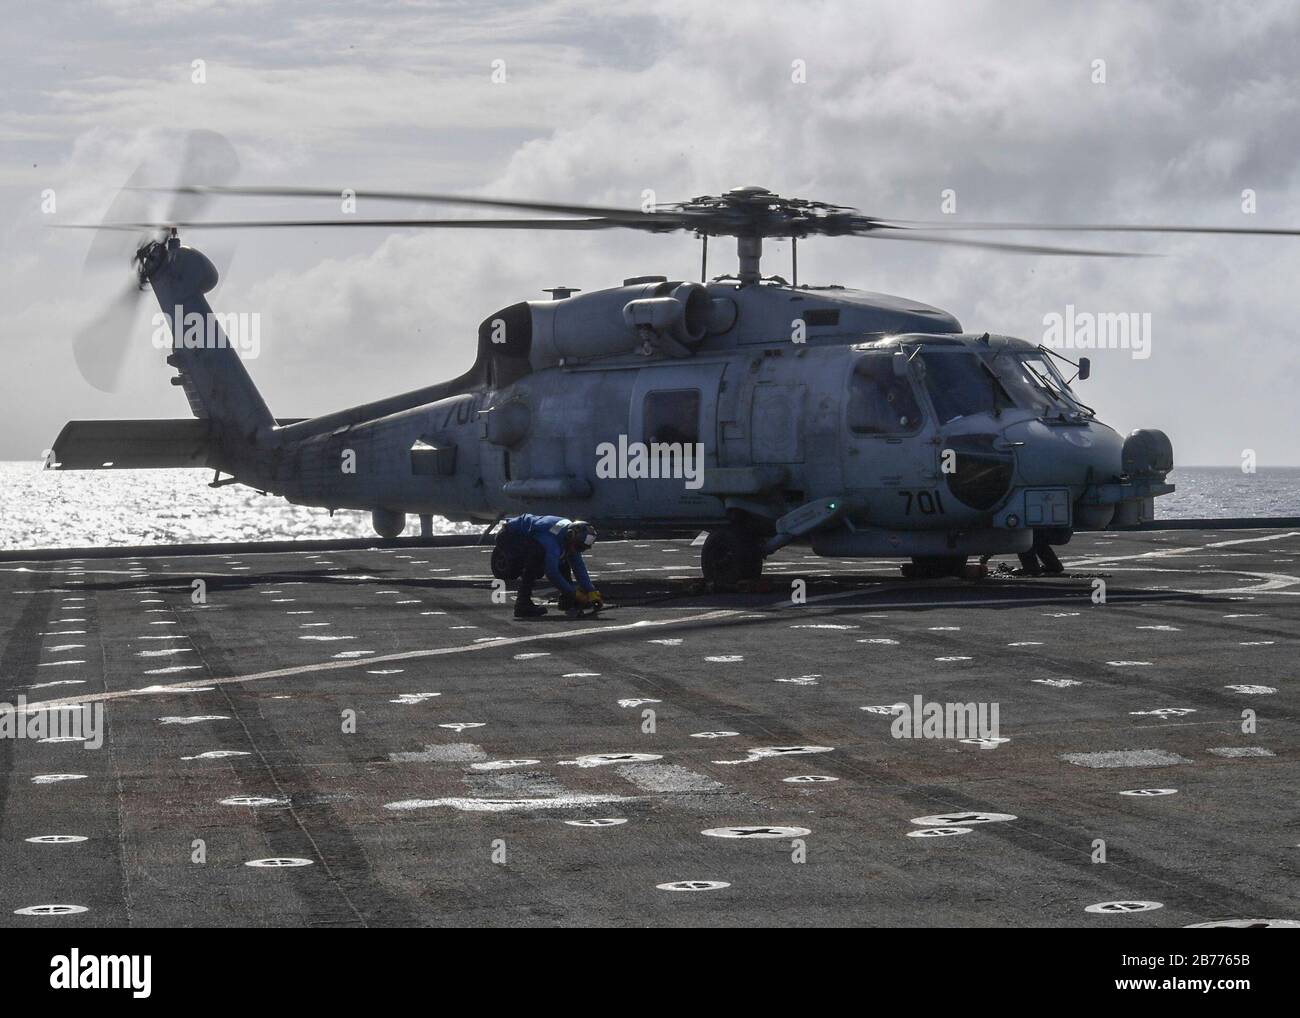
<box><xmin>901</xmin><ymin>555</ymin><xmax>968</xmax><ymax>579</ymax></box>
<box><xmin>701</xmin><ymin>526</ymin><xmax>764</xmax><ymax>587</ymax></box>
<box><xmin>490</xmin><ymin>543</ymin><xmax>523</xmax><ymax>582</ymax></box>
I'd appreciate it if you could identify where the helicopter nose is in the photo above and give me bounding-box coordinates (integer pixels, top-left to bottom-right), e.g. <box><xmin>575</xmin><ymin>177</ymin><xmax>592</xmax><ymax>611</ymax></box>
<box><xmin>1008</xmin><ymin>420</ymin><xmax>1124</xmax><ymax>487</ymax></box>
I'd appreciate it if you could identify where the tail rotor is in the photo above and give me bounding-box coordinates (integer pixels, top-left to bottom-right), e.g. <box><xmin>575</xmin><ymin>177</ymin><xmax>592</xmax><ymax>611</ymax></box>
<box><xmin>70</xmin><ymin>130</ymin><xmax>240</xmax><ymax>392</ymax></box>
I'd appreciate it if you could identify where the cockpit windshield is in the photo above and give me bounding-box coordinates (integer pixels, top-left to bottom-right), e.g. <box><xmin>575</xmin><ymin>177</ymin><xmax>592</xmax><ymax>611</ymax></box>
<box><xmin>987</xmin><ymin>350</ymin><xmax>1089</xmax><ymax>417</ymax></box>
<box><xmin>916</xmin><ymin>349</ymin><xmax>1014</xmax><ymax>424</ymax></box>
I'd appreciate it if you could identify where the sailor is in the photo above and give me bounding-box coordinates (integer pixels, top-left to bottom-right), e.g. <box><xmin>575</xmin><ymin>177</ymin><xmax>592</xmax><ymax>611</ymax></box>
<box><xmin>1017</xmin><ymin>529</ymin><xmax>1065</xmax><ymax>576</ymax></box>
<box><xmin>498</xmin><ymin>514</ymin><xmax>602</xmax><ymax>618</ymax></box>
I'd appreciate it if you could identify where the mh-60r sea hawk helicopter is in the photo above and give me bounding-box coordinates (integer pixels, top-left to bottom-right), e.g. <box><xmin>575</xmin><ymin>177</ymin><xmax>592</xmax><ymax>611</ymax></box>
<box><xmin>55</xmin><ymin>164</ymin><xmax>1295</xmax><ymax>585</ymax></box>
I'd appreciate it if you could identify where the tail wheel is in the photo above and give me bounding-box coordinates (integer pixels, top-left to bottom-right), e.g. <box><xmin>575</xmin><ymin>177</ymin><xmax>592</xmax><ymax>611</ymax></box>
<box><xmin>701</xmin><ymin>527</ymin><xmax>764</xmax><ymax>587</ymax></box>
<box><xmin>902</xmin><ymin>555</ymin><xmax>968</xmax><ymax>579</ymax></box>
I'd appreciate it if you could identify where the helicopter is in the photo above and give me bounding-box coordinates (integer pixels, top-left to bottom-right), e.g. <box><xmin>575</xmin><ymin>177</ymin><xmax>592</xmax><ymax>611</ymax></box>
<box><xmin>50</xmin><ymin>158</ymin><xmax>1300</xmax><ymax>586</ymax></box>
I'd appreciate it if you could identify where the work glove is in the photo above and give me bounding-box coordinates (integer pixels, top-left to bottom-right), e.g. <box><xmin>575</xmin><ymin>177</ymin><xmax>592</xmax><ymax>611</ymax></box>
<box><xmin>587</xmin><ymin>589</ymin><xmax>604</xmax><ymax>609</ymax></box>
<box><xmin>574</xmin><ymin>589</ymin><xmax>590</xmax><ymax>606</ymax></box>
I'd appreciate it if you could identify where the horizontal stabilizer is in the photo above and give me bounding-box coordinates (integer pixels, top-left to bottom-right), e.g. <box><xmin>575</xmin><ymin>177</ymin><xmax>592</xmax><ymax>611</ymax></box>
<box><xmin>48</xmin><ymin>419</ymin><xmax>214</xmax><ymax>470</ymax></box>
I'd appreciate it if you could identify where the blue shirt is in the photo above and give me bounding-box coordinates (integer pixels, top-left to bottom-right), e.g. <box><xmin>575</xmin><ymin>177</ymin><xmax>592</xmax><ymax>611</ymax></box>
<box><xmin>502</xmin><ymin>514</ymin><xmax>593</xmax><ymax>595</ymax></box>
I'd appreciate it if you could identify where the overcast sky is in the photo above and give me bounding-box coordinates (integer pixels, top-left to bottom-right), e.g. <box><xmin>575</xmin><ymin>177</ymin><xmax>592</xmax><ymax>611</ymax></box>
<box><xmin>2</xmin><ymin>0</ymin><xmax>1298</xmax><ymax>465</ymax></box>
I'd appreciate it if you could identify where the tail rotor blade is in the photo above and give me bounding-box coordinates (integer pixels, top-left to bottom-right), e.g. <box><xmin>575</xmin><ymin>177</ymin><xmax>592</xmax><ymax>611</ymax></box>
<box><xmin>72</xmin><ymin>280</ymin><xmax>147</xmax><ymax>393</ymax></box>
<box><xmin>168</xmin><ymin>129</ymin><xmax>241</xmax><ymax>223</ymax></box>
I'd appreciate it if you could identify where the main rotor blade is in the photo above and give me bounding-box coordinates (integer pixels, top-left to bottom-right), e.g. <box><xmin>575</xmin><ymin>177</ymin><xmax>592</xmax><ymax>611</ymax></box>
<box><xmin>136</xmin><ymin>184</ymin><xmax>689</xmax><ymax>226</ymax></box>
<box><xmin>877</xmin><ymin>219</ymin><xmax>1300</xmax><ymax>237</ymax></box>
<box><xmin>73</xmin><ymin>217</ymin><xmax>688</xmax><ymax>233</ymax></box>
<box><xmin>858</xmin><ymin>230</ymin><xmax>1148</xmax><ymax>257</ymax></box>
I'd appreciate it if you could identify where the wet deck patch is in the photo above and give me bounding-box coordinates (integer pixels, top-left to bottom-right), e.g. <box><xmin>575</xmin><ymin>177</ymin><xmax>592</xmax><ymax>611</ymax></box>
<box><xmin>1061</xmin><ymin>749</ymin><xmax>1190</xmax><ymax>768</ymax></box>
<box><xmin>616</xmin><ymin>763</ymin><xmax>724</xmax><ymax>793</ymax></box>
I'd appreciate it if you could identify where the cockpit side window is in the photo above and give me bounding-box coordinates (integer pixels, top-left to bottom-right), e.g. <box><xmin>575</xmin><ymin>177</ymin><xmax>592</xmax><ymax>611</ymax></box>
<box><xmin>848</xmin><ymin>354</ymin><xmax>923</xmax><ymax>434</ymax></box>
<box><xmin>918</xmin><ymin>349</ymin><xmax>1014</xmax><ymax>424</ymax></box>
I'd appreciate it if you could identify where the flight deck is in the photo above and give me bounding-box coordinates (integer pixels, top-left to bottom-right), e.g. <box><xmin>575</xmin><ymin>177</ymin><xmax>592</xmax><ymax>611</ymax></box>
<box><xmin>2</xmin><ymin>529</ymin><xmax>1297</xmax><ymax>927</ymax></box>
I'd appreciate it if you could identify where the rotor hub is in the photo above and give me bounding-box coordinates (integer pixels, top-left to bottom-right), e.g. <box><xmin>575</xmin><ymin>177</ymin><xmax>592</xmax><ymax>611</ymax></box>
<box><xmin>661</xmin><ymin>186</ymin><xmax>860</xmax><ymax>241</ymax></box>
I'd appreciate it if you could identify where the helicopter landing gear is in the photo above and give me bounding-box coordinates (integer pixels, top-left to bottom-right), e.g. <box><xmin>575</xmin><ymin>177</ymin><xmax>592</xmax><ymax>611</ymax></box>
<box><xmin>901</xmin><ymin>555</ymin><xmax>969</xmax><ymax>579</ymax></box>
<box><xmin>701</xmin><ymin>525</ymin><xmax>765</xmax><ymax>587</ymax></box>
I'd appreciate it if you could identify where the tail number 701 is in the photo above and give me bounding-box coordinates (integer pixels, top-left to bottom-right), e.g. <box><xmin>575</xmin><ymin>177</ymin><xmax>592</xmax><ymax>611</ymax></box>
<box><xmin>898</xmin><ymin>489</ymin><xmax>946</xmax><ymax>515</ymax></box>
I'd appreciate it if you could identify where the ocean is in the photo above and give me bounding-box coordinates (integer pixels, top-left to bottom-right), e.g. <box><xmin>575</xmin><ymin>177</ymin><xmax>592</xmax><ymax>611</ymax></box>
<box><xmin>1</xmin><ymin>461</ymin><xmax>1297</xmax><ymax>551</ymax></box>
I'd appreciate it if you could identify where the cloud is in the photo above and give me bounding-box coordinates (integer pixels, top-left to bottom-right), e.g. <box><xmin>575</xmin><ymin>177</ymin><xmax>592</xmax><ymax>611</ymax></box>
<box><xmin>2</xmin><ymin>0</ymin><xmax>1299</xmax><ymax>467</ymax></box>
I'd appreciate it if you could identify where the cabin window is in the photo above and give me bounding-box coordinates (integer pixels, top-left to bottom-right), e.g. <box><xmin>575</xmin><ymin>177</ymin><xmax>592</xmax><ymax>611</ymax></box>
<box><xmin>800</xmin><ymin>308</ymin><xmax>840</xmax><ymax>328</ymax></box>
<box><xmin>643</xmin><ymin>389</ymin><xmax>700</xmax><ymax>445</ymax></box>
<box><xmin>848</xmin><ymin>354</ymin><xmax>923</xmax><ymax>434</ymax></box>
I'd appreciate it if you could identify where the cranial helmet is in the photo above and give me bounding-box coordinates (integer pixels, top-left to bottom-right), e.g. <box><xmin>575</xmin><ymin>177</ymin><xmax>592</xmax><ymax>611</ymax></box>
<box><xmin>567</xmin><ymin>520</ymin><xmax>597</xmax><ymax>549</ymax></box>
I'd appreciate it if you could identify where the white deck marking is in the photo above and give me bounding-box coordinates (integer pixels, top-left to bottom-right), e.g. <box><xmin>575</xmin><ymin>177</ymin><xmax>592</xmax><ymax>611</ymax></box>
<box><xmin>1072</xmin><ymin>531</ymin><xmax>1300</xmax><ymax>568</ymax></box>
<box><xmin>560</xmin><ymin>752</ymin><xmax>661</xmax><ymax>768</ymax></box>
<box><xmin>703</xmin><ymin>825</ymin><xmax>810</xmax><ymax>838</ymax></box>
<box><xmin>715</xmin><ymin>746</ymin><xmax>834</xmax><ymax>765</ymax></box>
<box><xmin>471</xmin><ymin>759</ymin><xmax>542</xmax><ymax>771</ymax></box>
<box><xmin>246</xmin><ymin>858</ymin><xmax>312</xmax><ymax>867</ymax></box>
<box><xmin>19</xmin><ymin>609</ymin><xmax>744</xmax><ymax>710</ymax></box>
<box><xmin>908</xmin><ymin>827</ymin><xmax>972</xmax><ymax>838</ymax></box>
<box><xmin>386</xmin><ymin>793</ymin><xmax>633</xmax><ymax>812</ymax></box>
<box><xmin>656</xmin><ymin>880</ymin><xmax>729</xmax><ymax>891</ymax></box>
<box><xmin>911</xmin><ymin>812</ymin><xmax>1016</xmax><ymax>826</ymax></box>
